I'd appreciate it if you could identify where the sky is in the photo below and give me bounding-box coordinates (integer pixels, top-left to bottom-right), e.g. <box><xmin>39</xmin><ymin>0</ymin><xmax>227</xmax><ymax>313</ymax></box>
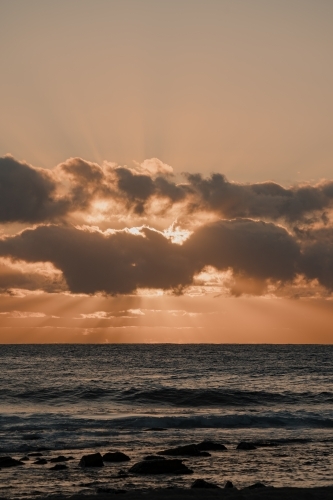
<box><xmin>0</xmin><ymin>0</ymin><xmax>333</xmax><ymax>343</ymax></box>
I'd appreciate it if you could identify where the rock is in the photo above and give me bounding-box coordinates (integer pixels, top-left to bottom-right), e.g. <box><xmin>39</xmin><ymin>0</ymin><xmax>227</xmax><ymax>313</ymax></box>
<box><xmin>191</xmin><ymin>479</ymin><xmax>220</xmax><ymax>489</ymax></box>
<box><xmin>34</xmin><ymin>458</ymin><xmax>47</xmax><ymax>465</ymax></box>
<box><xmin>158</xmin><ymin>444</ymin><xmax>211</xmax><ymax>457</ymax></box>
<box><xmin>79</xmin><ymin>452</ymin><xmax>104</xmax><ymax>467</ymax></box>
<box><xmin>117</xmin><ymin>469</ymin><xmax>129</xmax><ymax>478</ymax></box>
<box><xmin>144</xmin><ymin>455</ymin><xmax>166</xmax><ymax>461</ymax></box>
<box><xmin>102</xmin><ymin>452</ymin><xmax>130</xmax><ymax>462</ymax></box>
<box><xmin>197</xmin><ymin>441</ymin><xmax>227</xmax><ymax>451</ymax></box>
<box><xmin>20</xmin><ymin>456</ymin><xmax>30</xmax><ymax>461</ymax></box>
<box><xmin>0</xmin><ymin>456</ymin><xmax>24</xmax><ymax>467</ymax></box>
<box><xmin>50</xmin><ymin>455</ymin><xmax>71</xmax><ymax>463</ymax></box>
<box><xmin>129</xmin><ymin>459</ymin><xmax>193</xmax><ymax>475</ymax></box>
<box><xmin>28</xmin><ymin>452</ymin><xmax>43</xmax><ymax>457</ymax></box>
<box><xmin>237</xmin><ymin>442</ymin><xmax>257</xmax><ymax>450</ymax></box>
<box><xmin>50</xmin><ymin>464</ymin><xmax>68</xmax><ymax>471</ymax></box>
<box><xmin>225</xmin><ymin>481</ymin><xmax>234</xmax><ymax>488</ymax></box>
<box><xmin>248</xmin><ymin>482</ymin><xmax>266</xmax><ymax>489</ymax></box>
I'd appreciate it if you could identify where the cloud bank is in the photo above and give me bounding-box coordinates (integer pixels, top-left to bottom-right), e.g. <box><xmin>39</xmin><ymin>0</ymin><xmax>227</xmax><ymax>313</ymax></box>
<box><xmin>1</xmin><ymin>154</ymin><xmax>333</xmax><ymax>297</ymax></box>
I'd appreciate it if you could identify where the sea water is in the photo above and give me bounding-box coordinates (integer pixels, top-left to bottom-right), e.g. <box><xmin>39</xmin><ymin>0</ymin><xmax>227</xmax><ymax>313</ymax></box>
<box><xmin>0</xmin><ymin>344</ymin><xmax>332</xmax><ymax>497</ymax></box>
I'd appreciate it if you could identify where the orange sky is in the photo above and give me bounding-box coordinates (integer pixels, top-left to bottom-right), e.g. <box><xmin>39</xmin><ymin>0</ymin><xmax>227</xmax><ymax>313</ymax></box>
<box><xmin>0</xmin><ymin>1</ymin><xmax>333</xmax><ymax>343</ymax></box>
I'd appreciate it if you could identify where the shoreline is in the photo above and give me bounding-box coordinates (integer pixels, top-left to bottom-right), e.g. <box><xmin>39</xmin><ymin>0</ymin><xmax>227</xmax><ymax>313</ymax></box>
<box><xmin>38</xmin><ymin>486</ymin><xmax>333</xmax><ymax>500</ymax></box>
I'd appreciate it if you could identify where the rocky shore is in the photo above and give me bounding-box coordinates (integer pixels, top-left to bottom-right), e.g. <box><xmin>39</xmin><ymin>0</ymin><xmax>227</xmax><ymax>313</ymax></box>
<box><xmin>31</xmin><ymin>487</ymin><xmax>333</xmax><ymax>500</ymax></box>
<box><xmin>1</xmin><ymin>439</ymin><xmax>332</xmax><ymax>499</ymax></box>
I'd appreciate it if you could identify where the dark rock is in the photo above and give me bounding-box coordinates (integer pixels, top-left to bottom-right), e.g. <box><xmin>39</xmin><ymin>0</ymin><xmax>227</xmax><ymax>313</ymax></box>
<box><xmin>144</xmin><ymin>455</ymin><xmax>166</xmax><ymax>461</ymax></box>
<box><xmin>50</xmin><ymin>455</ymin><xmax>70</xmax><ymax>463</ymax></box>
<box><xmin>50</xmin><ymin>464</ymin><xmax>68</xmax><ymax>471</ymax></box>
<box><xmin>197</xmin><ymin>441</ymin><xmax>227</xmax><ymax>451</ymax></box>
<box><xmin>0</xmin><ymin>456</ymin><xmax>24</xmax><ymax>467</ymax></box>
<box><xmin>248</xmin><ymin>482</ymin><xmax>266</xmax><ymax>489</ymax></box>
<box><xmin>79</xmin><ymin>452</ymin><xmax>104</xmax><ymax>467</ymax></box>
<box><xmin>191</xmin><ymin>479</ymin><xmax>220</xmax><ymax>489</ymax></box>
<box><xmin>117</xmin><ymin>469</ymin><xmax>129</xmax><ymax>478</ymax></box>
<box><xmin>158</xmin><ymin>444</ymin><xmax>210</xmax><ymax>457</ymax></box>
<box><xmin>28</xmin><ymin>452</ymin><xmax>43</xmax><ymax>457</ymax></box>
<box><xmin>225</xmin><ymin>481</ymin><xmax>234</xmax><ymax>488</ymax></box>
<box><xmin>34</xmin><ymin>458</ymin><xmax>47</xmax><ymax>465</ymax></box>
<box><xmin>102</xmin><ymin>452</ymin><xmax>130</xmax><ymax>462</ymax></box>
<box><xmin>237</xmin><ymin>442</ymin><xmax>257</xmax><ymax>450</ymax></box>
<box><xmin>20</xmin><ymin>456</ymin><xmax>30</xmax><ymax>461</ymax></box>
<box><xmin>129</xmin><ymin>459</ymin><xmax>193</xmax><ymax>475</ymax></box>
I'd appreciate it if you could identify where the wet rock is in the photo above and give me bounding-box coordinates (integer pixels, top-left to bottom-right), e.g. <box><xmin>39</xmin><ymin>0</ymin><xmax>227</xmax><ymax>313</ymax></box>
<box><xmin>50</xmin><ymin>455</ymin><xmax>71</xmax><ymax>463</ymax></box>
<box><xmin>117</xmin><ymin>469</ymin><xmax>129</xmax><ymax>478</ymax></box>
<box><xmin>0</xmin><ymin>456</ymin><xmax>24</xmax><ymax>467</ymax></box>
<box><xmin>129</xmin><ymin>459</ymin><xmax>193</xmax><ymax>475</ymax></box>
<box><xmin>50</xmin><ymin>464</ymin><xmax>68</xmax><ymax>471</ymax></box>
<box><xmin>34</xmin><ymin>458</ymin><xmax>47</xmax><ymax>465</ymax></box>
<box><xmin>20</xmin><ymin>456</ymin><xmax>30</xmax><ymax>461</ymax></box>
<box><xmin>225</xmin><ymin>481</ymin><xmax>234</xmax><ymax>488</ymax></box>
<box><xmin>248</xmin><ymin>482</ymin><xmax>266</xmax><ymax>489</ymax></box>
<box><xmin>191</xmin><ymin>479</ymin><xmax>220</xmax><ymax>489</ymax></box>
<box><xmin>102</xmin><ymin>452</ymin><xmax>130</xmax><ymax>462</ymax></box>
<box><xmin>28</xmin><ymin>452</ymin><xmax>43</xmax><ymax>457</ymax></box>
<box><xmin>197</xmin><ymin>441</ymin><xmax>227</xmax><ymax>451</ymax></box>
<box><xmin>144</xmin><ymin>455</ymin><xmax>166</xmax><ymax>461</ymax></box>
<box><xmin>79</xmin><ymin>452</ymin><xmax>104</xmax><ymax>467</ymax></box>
<box><xmin>237</xmin><ymin>442</ymin><xmax>257</xmax><ymax>450</ymax></box>
<box><xmin>158</xmin><ymin>444</ymin><xmax>210</xmax><ymax>457</ymax></box>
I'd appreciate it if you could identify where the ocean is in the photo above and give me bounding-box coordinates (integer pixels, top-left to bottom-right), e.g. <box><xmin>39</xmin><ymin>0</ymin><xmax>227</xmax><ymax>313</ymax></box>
<box><xmin>0</xmin><ymin>344</ymin><xmax>332</xmax><ymax>497</ymax></box>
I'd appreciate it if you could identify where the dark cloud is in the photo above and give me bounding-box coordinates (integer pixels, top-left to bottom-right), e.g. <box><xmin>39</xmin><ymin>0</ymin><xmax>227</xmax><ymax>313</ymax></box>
<box><xmin>57</xmin><ymin>157</ymin><xmax>114</xmax><ymax>211</ymax></box>
<box><xmin>0</xmin><ymin>156</ymin><xmax>68</xmax><ymax>223</ymax></box>
<box><xmin>2</xmin><ymin>155</ymin><xmax>333</xmax><ymax>224</ymax></box>
<box><xmin>299</xmin><ymin>228</ymin><xmax>333</xmax><ymax>291</ymax></box>
<box><xmin>0</xmin><ymin>220</ymin><xmax>302</xmax><ymax>295</ymax></box>
<box><xmin>186</xmin><ymin>173</ymin><xmax>333</xmax><ymax>223</ymax></box>
<box><xmin>184</xmin><ymin>219</ymin><xmax>300</xmax><ymax>282</ymax></box>
<box><xmin>2</xmin><ymin>154</ymin><xmax>333</xmax><ymax>298</ymax></box>
<box><xmin>0</xmin><ymin>225</ymin><xmax>193</xmax><ymax>294</ymax></box>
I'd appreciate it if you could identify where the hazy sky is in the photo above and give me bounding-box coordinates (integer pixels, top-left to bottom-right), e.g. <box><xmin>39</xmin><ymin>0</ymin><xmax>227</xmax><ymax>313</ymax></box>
<box><xmin>1</xmin><ymin>1</ymin><xmax>333</xmax><ymax>343</ymax></box>
<box><xmin>1</xmin><ymin>0</ymin><xmax>333</xmax><ymax>181</ymax></box>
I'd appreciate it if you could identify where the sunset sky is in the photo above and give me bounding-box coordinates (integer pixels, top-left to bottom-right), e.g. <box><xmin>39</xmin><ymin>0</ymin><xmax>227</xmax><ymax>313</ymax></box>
<box><xmin>1</xmin><ymin>0</ymin><xmax>333</xmax><ymax>343</ymax></box>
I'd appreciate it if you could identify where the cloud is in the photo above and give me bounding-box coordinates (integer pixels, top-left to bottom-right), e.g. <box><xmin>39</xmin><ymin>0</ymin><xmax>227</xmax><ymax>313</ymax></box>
<box><xmin>3</xmin><ymin>154</ymin><xmax>333</xmax><ymax>225</ymax></box>
<box><xmin>184</xmin><ymin>219</ymin><xmax>300</xmax><ymax>282</ymax></box>
<box><xmin>2</xmin><ymin>154</ymin><xmax>333</xmax><ymax>298</ymax></box>
<box><xmin>0</xmin><ymin>155</ymin><xmax>69</xmax><ymax>223</ymax></box>
<box><xmin>0</xmin><ymin>220</ymin><xmax>304</xmax><ymax>296</ymax></box>
<box><xmin>185</xmin><ymin>173</ymin><xmax>333</xmax><ymax>223</ymax></box>
<box><xmin>0</xmin><ymin>311</ymin><xmax>47</xmax><ymax>318</ymax></box>
<box><xmin>0</xmin><ymin>225</ymin><xmax>194</xmax><ymax>295</ymax></box>
<box><xmin>133</xmin><ymin>158</ymin><xmax>174</xmax><ymax>177</ymax></box>
<box><xmin>0</xmin><ymin>256</ymin><xmax>66</xmax><ymax>294</ymax></box>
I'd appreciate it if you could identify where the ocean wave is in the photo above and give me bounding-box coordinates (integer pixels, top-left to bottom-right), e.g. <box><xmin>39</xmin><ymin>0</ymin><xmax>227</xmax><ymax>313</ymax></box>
<box><xmin>1</xmin><ymin>411</ymin><xmax>332</xmax><ymax>432</ymax></box>
<box><xmin>1</xmin><ymin>386</ymin><xmax>332</xmax><ymax>408</ymax></box>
